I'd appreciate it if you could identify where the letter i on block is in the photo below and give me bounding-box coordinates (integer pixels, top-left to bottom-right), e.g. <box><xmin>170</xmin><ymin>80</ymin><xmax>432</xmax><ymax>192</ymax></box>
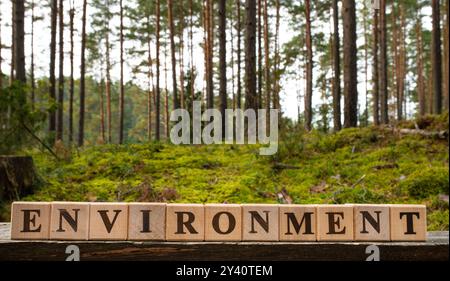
<box><xmin>50</xmin><ymin>202</ymin><xmax>90</xmax><ymax>240</ymax></box>
<box><xmin>128</xmin><ymin>203</ymin><xmax>166</xmax><ymax>240</ymax></box>
<box><xmin>166</xmin><ymin>204</ymin><xmax>205</xmax><ymax>241</ymax></box>
<box><xmin>89</xmin><ymin>203</ymin><xmax>128</xmax><ymax>240</ymax></box>
<box><xmin>390</xmin><ymin>205</ymin><xmax>426</xmax><ymax>241</ymax></box>
<box><xmin>279</xmin><ymin>205</ymin><xmax>317</xmax><ymax>241</ymax></box>
<box><xmin>353</xmin><ymin>204</ymin><xmax>390</xmax><ymax>241</ymax></box>
<box><xmin>317</xmin><ymin>205</ymin><xmax>354</xmax><ymax>241</ymax></box>
<box><xmin>11</xmin><ymin>202</ymin><xmax>51</xmax><ymax>240</ymax></box>
<box><xmin>242</xmin><ymin>204</ymin><xmax>279</xmax><ymax>241</ymax></box>
<box><xmin>205</xmin><ymin>204</ymin><xmax>242</xmax><ymax>241</ymax></box>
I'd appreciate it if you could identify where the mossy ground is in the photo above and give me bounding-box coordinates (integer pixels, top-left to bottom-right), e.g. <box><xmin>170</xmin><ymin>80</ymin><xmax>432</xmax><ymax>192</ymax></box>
<box><xmin>1</xmin><ymin>115</ymin><xmax>448</xmax><ymax>231</ymax></box>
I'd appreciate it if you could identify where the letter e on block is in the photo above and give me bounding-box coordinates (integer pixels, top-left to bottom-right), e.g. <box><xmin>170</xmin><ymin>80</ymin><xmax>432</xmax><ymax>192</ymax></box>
<box><xmin>50</xmin><ymin>202</ymin><xmax>90</xmax><ymax>240</ymax></box>
<box><xmin>353</xmin><ymin>204</ymin><xmax>390</xmax><ymax>241</ymax></box>
<box><xmin>242</xmin><ymin>204</ymin><xmax>279</xmax><ymax>241</ymax></box>
<box><xmin>11</xmin><ymin>202</ymin><xmax>51</xmax><ymax>240</ymax></box>
<box><xmin>390</xmin><ymin>205</ymin><xmax>426</xmax><ymax>241</ymax></box>
<box><xmin>205</xmin><ymin>204</ymin><xmax>242</xmax><ymax>241</ymax></box>
<box><xmin>89</xmin><ymin>203</ymin><xmax>128</xmax><ymax>240</ymax></box>
<box><xmin>279</xmin><ymin>205</ymin><xmax>317</xmax><ymax>241</ymax></box>
<box><xmin>128</xmin><ymin>203</ymin><xmax>166</xmax><ymax>241</ymax></box>
<box><xmin>166</xmin><ymin>204</ymin><xmax>204</xmax><ymax>241</ymax></box>
<box><xmin>317</xmin><ymin>205</ymin><xmax>354</xmax><ymax>241</ymax></box>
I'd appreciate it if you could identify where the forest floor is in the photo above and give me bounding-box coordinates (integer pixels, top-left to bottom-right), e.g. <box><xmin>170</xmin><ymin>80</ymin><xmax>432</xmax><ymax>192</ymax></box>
<box><xmin>1</xmin><ymin>114</ymin><xmax>448</xmax><ymax>231</ymax></box>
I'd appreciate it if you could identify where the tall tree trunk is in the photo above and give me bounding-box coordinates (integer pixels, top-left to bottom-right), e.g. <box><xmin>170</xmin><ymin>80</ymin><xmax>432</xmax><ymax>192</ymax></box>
<box><xmin>168</xmin><ymin>0</ymin><xmax>179</xmax><ymax>110</ymax></box>
<box><xmin>78</xmin><ymin>0</ymin><xmax>87</xmax><ymax>147</ymax></box>
<box><xmin>444</xmin><ymin>0</ymin><xmax>449</xmax><ymax>111</ymax></box>
<box><xmin>236</xmin><ymin>0</ymin><xmax>242</xmax><ymax>109</ymax></box>
<box><xmin>156</xmin><ymin>0</ymin><xmax>161</xmax><ymax>140</ymax></box>
<box><xmin>68</xmin><ymin>1</ymin><xmax>74</xmax><ymax>143</ymax></box>
<box><xmin>273</xmin><ymin>0</ymin><xmax>280</xmax><ymax>111</ymax></box>
<box><xmin>189</xmin><ymin>0</ymin><xmax>195</xmax><ymax>103</ymax></box>
<box><xmin>398</xmin><ymin>5</ymin><xmax>406</xmax><ymax>120</ymax></box>
<box><xmin>105</xmin><ymin>0</ymin><xmax>112</xmax><ymax>143</ymax></box>
<box><xmin>164</xmin><ymin>35</ymin><xmax>170</xmax><ymax>139</ymax></box>
<box><xmin>10</xmin><ymin>2</ymin><xmax>15</xmax><ymax>85</ymax></box>
<box><xmin>49</xmin><ymin>0</ymin><xmax>57</xmax><ymax>132</ymax></box>
<box><xmin>0</xmin><ymin>5</ymin><xmax>3</xmax><ymax>90</ymax></box>
<box><xmin>343</xmin><ymin>0</ymin><xmax>358</xmax><ymax>128</ymax></box>
<box><xmin>13</xmin><ymin>0</ymin><xmax>25</xmax><ymax>83</ymax></box>
<box><xmin>99</xmin><ymin>75</ymin><xmax>105</xmax><ymax>143</ymax></box>
<box><xmin>372</xmin><ymin>8</ymin><xmax>380</xmax><ymax>125</ymax></box>
<box><xmin>416</xmin><ymin>17</ymin><xmax>426</xmax><ymax>116</ymax></box>
<box><xmin>56</xmin><ymin>0</ymin><xmax>64</xmax><ymax>141</ymax></box>
<box><xmin>304</xmin><ymin>0</ymin><xmax>313</xmax><ymax>131</ymax></box>
<box><xmin>206</xmin><ymin>0</ymin><xmax>214</xmax><ymax>109</ymax></box>
<box><xmin>391</xmin><ymin>5</ymin><xmax>400</xmax><ymax>120</ymax></box>
<box><xmin>332</xmin><ymin>0</ymin><xmax>341</xmax><ymax>131</ymax></box>
<box><xmin>30</xmin><ymin>0</ymin><xmax>35</xmax><ymax>108</ymax></box>
<box><xmin>119</xmin><ymin>0</ymin><xmax>125</xmax><ymax>144</ymax></box>
<box><xmin>219</xmin><ymin>0</ymin><xmax>227</xmax><ymax>137</ymax></box>
<box><xmin>147</xmin><ymin>13</ymin><xmax>154</xmax><ymax>141</ymax></box>
<box><xmin>379</xmin><ymin>0</ymin><xmax>388</xmax><ymax>124</ymax></box>
<box><xmin>432</xmin><ymin>0</ymin><xmax>442</xmax><ymax>114</ymax></box>
<box><xmin>179</xmin><ymin>2</ymin><xmax>185</xmax><ymax>109</ymax></box>
<box><xmin>257</xmin><ymin>0</ymin><xmax>262</xmax><ymax>109</ymax></box>
<box><xmin>263</xmin><ymin>0</ymin><xmax>270</xmax><ymax>126</ymax></box>
<box><xmin>244</xmin><ymin>0</ymin><xmax>257</xmax><ymax>110</ymax></box>
<box><xmin>363</xmin><ymin>0</ymin><xmax>369</xmax><ymax>125</ymax></box>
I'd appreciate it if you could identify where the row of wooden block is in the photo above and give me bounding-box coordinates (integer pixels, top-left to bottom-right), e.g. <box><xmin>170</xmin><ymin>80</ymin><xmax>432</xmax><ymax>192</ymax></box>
<box><xmin>10</xmin><ymin>202</ymin><xmax>427</xmax><ymax>241</ymax></box>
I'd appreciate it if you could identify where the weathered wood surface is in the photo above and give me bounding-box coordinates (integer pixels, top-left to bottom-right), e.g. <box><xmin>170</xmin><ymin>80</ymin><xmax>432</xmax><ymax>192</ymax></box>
<box><xmin>0</xmin><ymin>223</ymin><xmax>448</xmax><ymax>261</ymax></box>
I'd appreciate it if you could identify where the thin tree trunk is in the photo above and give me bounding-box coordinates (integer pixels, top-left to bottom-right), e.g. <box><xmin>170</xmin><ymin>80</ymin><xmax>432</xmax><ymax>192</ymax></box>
<box><xmin>168</xmin><ymin>0</ymin><xmax>179</xmax><ymax>110</ymax></box>
<box><xmin>257</xmin><ymin>0</ymin><xmax>262</xmax><ymax>110</ymax></box>
<box><xmin>372</xmin><ymin>8</ymin><xmax>380</xmax><ymax>125</ymax></box>
<box><xmin>398</xmin><ymin>5</ymin><xmax>406</xmax><ymax>120</ymax></box>
<box><xmin>263</xmin><ymin>0</ymin><xmax>270</xmax><ymax>126</ymax></box>
<box><xmin>332</xmin><ymin>0</ymin><xmax>341</xmax><ymax>131</ymax></box>
<box><xmin>156</xmin><ymin>0</ymin><xmax>161</xmax><ymax>140</ymax></box>
<box><xmin>105</xmin><ymin>0</ymin><xmax>112</xmax><ymax>143</ymax></box>
<box><xmin>219</xmin><ymin>0</ymin><xmax>227</xmax><ymax>137</ymax></box>
<box><xmin>68</xmin><ymin>1</ymin><xmax>74</xmax><ymax>143</ymax></box>
<box><xmin>164</xmin><ymin>35</ymin><xmax>170</xmax><ymax>139</ymax></box>
<box><xmin>206</xmin><ymin>0</ymin><xmax>214</xmax><ymax>109</ymax></box>
<box><xmin>30</xmin><ymin>0</ymin><xmax>35</xmax><ymax>108</ymax></box>
<box><xmin>78</xmin><ymin>0</ymin><xmax>87</xmax><ymax>147</ymax></box>
<box><xmin>119</xmin><ymin>0</ymin><xmax>125</xmax><ymax>144</ymax></box>
<box><xmin>304</xmin><ymin>0</ymin><xmax>313</xmax><ymax>131</ymax></box>
<box><xmin>179</xmin><ymin>2</ymin><xmax>185</xmax><ymax>109</ymax></box>
<box><xmin>343</xmin><ymin>0</ymin><xmax>358</xmax><ymax>128</ymax></box>
<box><xmin>392</xmin><ymin>5</ymin><xmax>400</xmax><ymax>120</ymax></box>
<box><xmin>49</xmin><ymin>0</ymin><xmax>57</xmax><ymax>133</ymax></box>
<box><xmin>273</xmin><ymin>0</ymin><xmax>280</xmax><ymax>111</ymax></box>
<box><xmin>56</xmin><ymin>0</ymin><xmax>64</xmax><ymax>141</ymax></box>
<box><xmin>147</xmin><ymin>13</ymin><xmax>154</xmax><ymax>141</ymax></box>
<box><xmin>99</xmin><ymin>75</ymin><xmax>105</xmax><ymax>143</ymax></box>
<box><xmin>379</xmin><ymin>0</ymin><xmax>388</xmax><ymax>124</ymax></box>
<box><xmin>10</xmin><ymin>2</ymin><xmax>15</xmax><ymax>85</ymax></box>
<box><xmin>432</xmin><ymin>0</ymin><xmax>442</xmax><ymax>114</ymax></box>
<box><xmin>245</xmin><ymin>0</ymin><xmax>257</xmax><ymax>110</ymax></box>
<box><xmin>444</xmin><ymin>0</ymin><xmax>449</xmax><ymax>111</ymax></box>
<box><xmin>236</xmin><ymin>0</ymin><xmax>242</xmax><ymax>109</ymax></box>
<box><xmin>363</xmin><ymin>0</ymin><xmax>369</xmax><ymax>125</ymax></box>
<box><xmin>13</xmin><ymin>0</ymin><xmax>25</xmax><ymax>83</ymax></box>
<box><xmin>189</xmin><ymin>0</ymin><xmax>195</xmax><ymax>103</ymax></box>
<box><xmin>0</xmin><ymin>5</ymin><xmax>3</xmax><ymax>90</ymax></box>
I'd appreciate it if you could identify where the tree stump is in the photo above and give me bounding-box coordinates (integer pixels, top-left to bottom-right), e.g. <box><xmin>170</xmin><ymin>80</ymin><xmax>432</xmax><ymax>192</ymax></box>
<box><xmin>0</xmin><ymin>156</ymin><xmax>39</xmax><ymax>201</ymax></box>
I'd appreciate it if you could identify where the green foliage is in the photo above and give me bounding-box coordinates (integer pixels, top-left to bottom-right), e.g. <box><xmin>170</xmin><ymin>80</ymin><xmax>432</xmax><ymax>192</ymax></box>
<box><xmin>400</xmin><ymin>168</ymin><xmax>449</xmax><ymax>199</ymax></box>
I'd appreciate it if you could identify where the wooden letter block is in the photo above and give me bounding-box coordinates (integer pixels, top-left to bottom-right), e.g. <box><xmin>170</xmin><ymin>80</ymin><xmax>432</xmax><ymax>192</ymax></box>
<box><xmin>242</xmin><ymin>204</ymin><xmax>279</xmax><ymax>241</ymax></box>
<box><xmin>11</xmin><ymin>202</ymin><xmax>51</xmax><ymax>240</ymax></box>
<box><xmin>128</xmin><ymin>203</ymin><xmax>166</xmax><ymax>241</ymax></box>
<box><xmin>205</xmin><ymin>204</ymin><xmax>242</xmax><ymax>241</ymax></box>
<box><xmin>89</xmin><ymin>203</ymin><xmax>128</xmax><ymax>240</ymax></box>
<box><xmin>317</xmin><ymin>205</ymin><xmax>353</xmax><ymax>241</ymax></box>
<box><xmin>279</xmin><ymin>205</ymin><xmax>317</xmax><ymax>241</ymax></box>
<box><xmin>166</xmin><ymin>204</ymin><xmax>204</xmax><ymax>241</ymax></box>
<box><xmin>390</xmin><ymin>205</ymin><xmax>426</xmax><ymax>241</ymax></box>
<box><xmin>50</xmin><ymin>202</ymin><xmax>90</xmax><ymax>240</ymax></box>
<box><xmin>353</xmin><ymin>204</ymin><xmax>390</xmax><ymax>241</ymax></box>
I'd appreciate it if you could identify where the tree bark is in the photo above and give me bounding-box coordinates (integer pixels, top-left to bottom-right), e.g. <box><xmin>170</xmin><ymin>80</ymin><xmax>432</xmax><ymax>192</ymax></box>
<box><xmin>245</xmin><ymin>0</ymin><xmax>257</xmax><ymax>110</ymax></box>
<box><xmin>304</xmin><ymin>0</ymin><xmax>313</xmax><ymax>131</ymax></box>
<box><xmin>0</xmin><ymin>156</ymin><xmax>39</xmax><ymax>201</ymax></box>
<box><xmin>119</xmin><ymin>0</ymin><xmax>125</xmax><ymax>144</ymax></box>
<box><xmin>168</xmin><ymin>0</ymin><xmax>179</xmax><ymax>111</ymax></box>
<box><xmin>78</xmin><ymin>0</ymin><xmax>87</xmax><ymax>147</ymax></box>
<box><xmin>30</xmin><ymin>0</ymin><xmax>35</xmax><ymax>108</ymax></box>
<box><xmin>444</xmin><ymin>0</ymin><xmax>449</xmax><ymax>111</ymax></box>
<box><xmin>156</xmin><ymin>0</ymin><xmax>161</xmax><ymax>141</ymax></box>
<box><xmin>56</xmin><ymin>0</ymin><xmax>64</xmax><ymax>141</ymax></box>
<box><xmin>69</xmin><ymin>1</ymin><xmax>74</xmax><ymax>143</ymax></box>
<box><xmin>416</xmin><ymin>17</ymin><xmax>426</xmax><ymax>116</ymax></box>
<box><xmin>379</xmin><ymin>0</ymin><xmax>388</xmax><ymax>124</ymax></box>
<box><xmin>257</xmin><ymin>0</ymin><xmax>262</xmax><ymax>110</ymax></box>
<box><xmin>273</xmin><ymin>0</ymin><xmax>280</xmax><ymax>111</ymax></box>
<box><xmin>13</xmin><ymin>0</ymin><xmax>25</xmax><ymax>83</ymax></box>
<box><xmin>372</xmin><ymin>8</ymin><xmax>380</xmax><ymax>125</ymax></box>
<box><xmin>343</xmin><ymin>0</ymin><xmax>358</xmax><ymax>128</ymax></box>
<box><xmin>263</xmin><ymin>0</ymin><xmax>270</xmax><ymax>126</ymax></box>
<box><xmin>332</xmin><ymin>0</ymin><xmax>341</xmax><ymax>131</ymax></box>
<box><xmin>219</xmin><ymin>0</ymin><xmax>227</xmax><ymax>137</ymax></box>
<box><xmin>432</xmin><ymin>0</ymin><xmax>442</xmax><ymax>114</ymax></box>
<box><xmin>236</xmin><ymin>0</ymin><xmax>242</xmax><ymax>109</ymax></box>
<box><xmin>105</xmin><ymin>0</ymin><xmax>112</xmax><ymax>143</ymax></box>
<box><xmin>49</xmin><ymin>0</ymin><xmax>57</xmax><ymax>133</ymax></box>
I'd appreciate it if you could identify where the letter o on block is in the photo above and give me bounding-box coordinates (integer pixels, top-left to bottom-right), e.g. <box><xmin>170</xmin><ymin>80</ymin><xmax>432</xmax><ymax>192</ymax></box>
<box><xmin>205</xmin><ymin>204</ymin><xmax>242</xmax><ymax>241</ymax></box>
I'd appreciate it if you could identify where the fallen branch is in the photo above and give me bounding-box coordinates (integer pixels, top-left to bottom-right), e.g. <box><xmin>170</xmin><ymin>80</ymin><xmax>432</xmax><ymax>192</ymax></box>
<box><xmin>386</xmin><ymin>127</ymin><xmax>448</xmax><ymax>139</ymax></box>
<box><xmin>273</xmin><ymin>163</ymin><xmax>301</xmax><ymax>170</ymax></box>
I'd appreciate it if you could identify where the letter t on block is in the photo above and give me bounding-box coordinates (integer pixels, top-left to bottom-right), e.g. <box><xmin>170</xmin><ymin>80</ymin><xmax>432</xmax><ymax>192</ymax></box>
<box><xmin>11</xmin><ymin>202</ymin><xmax>51</xmax><ymax>240</ymax></box>
<box><xmin>390</xmin><ymin>205</ymin><xmax>426</xmax><ymax>241</ymax></box>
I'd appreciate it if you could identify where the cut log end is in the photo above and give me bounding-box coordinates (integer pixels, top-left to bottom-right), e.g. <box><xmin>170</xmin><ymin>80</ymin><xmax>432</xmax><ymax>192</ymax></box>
<box><xmin>0</xmin><ymin>156</ymin><xmax>39</xmax><ymax>201</ymax></box>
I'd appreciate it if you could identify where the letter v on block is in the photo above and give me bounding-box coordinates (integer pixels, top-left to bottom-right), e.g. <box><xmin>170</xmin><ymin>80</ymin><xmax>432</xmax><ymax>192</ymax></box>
<box><xmin>89</xmin><ymin>203</ymin><xmax>128</xmax><ymax>240</ymax></box>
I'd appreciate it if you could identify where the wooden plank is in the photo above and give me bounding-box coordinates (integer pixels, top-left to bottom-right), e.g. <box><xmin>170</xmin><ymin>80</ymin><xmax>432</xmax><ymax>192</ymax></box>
<box><xmin>0</xmin><ymin>223</ymin><xmax>448</xmax><ymax>261</ymax></box>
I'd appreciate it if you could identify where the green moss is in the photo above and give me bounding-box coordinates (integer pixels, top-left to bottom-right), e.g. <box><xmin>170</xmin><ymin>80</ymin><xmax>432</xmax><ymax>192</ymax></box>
<box><xmin>400</xmin><ymin>168</ymin><xmax>449</xmax><ymax>199</ymax></box>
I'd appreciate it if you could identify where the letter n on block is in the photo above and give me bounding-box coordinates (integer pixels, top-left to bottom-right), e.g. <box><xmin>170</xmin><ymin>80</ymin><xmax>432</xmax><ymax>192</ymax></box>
<box><xmin>390</xmin><ymin>205</ymin><xmax>426</xmax><ymax>241</ymax></box>
<box><xmin>11</xmin><ymin>202</ymin><xmax>51</xmax><ymax>240</ymax></box>
<box><xmin>166</xmin><ymin>204</ymin><xmax>204</xmax><ymax>241</ymax></box>
<box><xmin>128</xmin><ymin>203</ymin><xmax>166</xmax><ymax>241</ymax></box>
<box><xmin>89</xmin><ymin>203</ymin><xmax>128</xmax><ymax>240</ymax></box>
<box><xmin>353</xmin><ymin>204</ymin><xmax>390</xmax><ymax>241</ymax></box>
<box><xmin>279</xmin><ymin>205</ymin><xmax>317</xmax><ymax>241</ymax></box>
<box><xmin>317</xmin><ymin>205</ymin><xmax>354</xmax><ymax>241</ymax></box>
<box><xmin>242</xmin><ymin>204</ymin><xmax>279</xmax><ymax>241</ymax></box>
<box><xmin>205</xmin><ymin>204</ymin><xmax>242</xmax><ymax>241</ymax></box>
<box><xmin>50</xmin><ymin>202</ymin><xmax>90</xmax><ymax>240</ymax></box>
